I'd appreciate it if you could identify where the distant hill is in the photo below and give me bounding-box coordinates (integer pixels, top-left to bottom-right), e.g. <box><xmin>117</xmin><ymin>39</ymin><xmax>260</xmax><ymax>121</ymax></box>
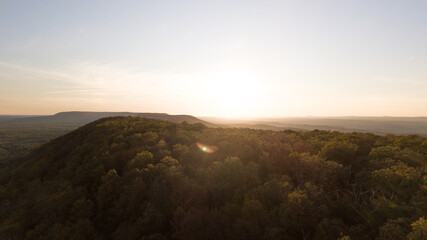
<box><xmin>272</xmin><ymin>117</ymin><xmax>427</xmax><ymax>136</ymax></box>
<box><xmin>135</xmin><ymin>113</ymin><xmax>216</xmax><ymax>127</ymax></box>
<box><xmin>0</xmin><ymin>111</ymin><xmax>217</xmax><ymax>127</ymax></box>
<box><xmin>202</xmin><ymin>116</ymin><xmax>427</xmax><ymax>136</ymax></box>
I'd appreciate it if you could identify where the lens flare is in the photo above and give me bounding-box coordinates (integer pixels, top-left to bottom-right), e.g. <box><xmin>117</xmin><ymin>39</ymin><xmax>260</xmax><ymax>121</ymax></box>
<box><xmin>196</xmin><ymin>142</ymin><xmax>215</xmax><ymax>153</ymax></box>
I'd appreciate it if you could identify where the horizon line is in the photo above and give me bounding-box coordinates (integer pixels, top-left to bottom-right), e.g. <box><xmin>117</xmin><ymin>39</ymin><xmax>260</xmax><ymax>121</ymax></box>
<box><xmin>1</xmin><ymin>111</ymin><xmax>426</xmax><ymax>119</ymax></box>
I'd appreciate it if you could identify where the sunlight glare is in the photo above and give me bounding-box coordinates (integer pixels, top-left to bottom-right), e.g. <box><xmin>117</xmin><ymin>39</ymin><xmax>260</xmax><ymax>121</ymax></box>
<box><xmin>202</xmin><ymin>71</ymin><xmax>264</xmax><ymax>118</ymax></box>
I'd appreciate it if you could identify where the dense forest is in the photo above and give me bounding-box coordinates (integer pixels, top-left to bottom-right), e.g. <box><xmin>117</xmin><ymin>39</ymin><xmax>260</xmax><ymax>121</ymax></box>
<box><xmin>0</xmin><ymin>117</ymin><xmax>426</xmax><ymax>239</ymax></box>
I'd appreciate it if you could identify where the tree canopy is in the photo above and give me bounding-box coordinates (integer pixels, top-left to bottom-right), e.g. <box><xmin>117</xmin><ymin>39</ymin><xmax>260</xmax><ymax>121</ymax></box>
<box><xmin>0</xmin><ymin>117</ymin><xmax>425</xmax><ymax>239</ymax></box>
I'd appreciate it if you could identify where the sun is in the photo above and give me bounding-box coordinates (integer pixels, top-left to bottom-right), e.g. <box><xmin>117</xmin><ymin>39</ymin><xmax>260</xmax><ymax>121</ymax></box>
<box><xmin>202</xmin><ymin>71</ymin><xmax>263</xmax><ymax>118</ymax></box>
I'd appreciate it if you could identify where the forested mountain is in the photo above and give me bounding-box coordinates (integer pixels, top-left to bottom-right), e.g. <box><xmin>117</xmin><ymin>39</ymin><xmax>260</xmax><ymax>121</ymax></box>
<box><xmin>1</xmin><ymin>112</ymin><xmax>214</xmax><ymax>127</ymax></box>
<box><xmin>0</xmin><ymin>117</ymin><xmax>426</xmax><ymax>240</ymax></box>
<box><xmin>0</xmin><ymin>112</ymin><xmax>215</xmax><ymax>162</ymax></box>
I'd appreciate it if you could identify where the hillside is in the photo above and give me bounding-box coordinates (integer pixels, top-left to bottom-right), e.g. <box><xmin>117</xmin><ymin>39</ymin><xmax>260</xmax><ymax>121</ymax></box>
<box><xmin>0</xmin><ymin>112</ymin><xmax>216</xmax><ymax>162</ymax></box>
<box><xmin>1</xmin><ymin>111</ymin><xmax>215</xmax><ymax>127</ymax></box>
<box><xmin>1</xmin><ymin>117</ymin><xmax>425</xmax><ymax>240</ymax></box>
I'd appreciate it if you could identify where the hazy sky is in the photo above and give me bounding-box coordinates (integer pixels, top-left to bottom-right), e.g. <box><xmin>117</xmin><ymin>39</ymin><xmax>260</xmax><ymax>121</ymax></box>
<box><xmin>1</xmin><ymin>0</ymin><xmax>426</xmax><ymax>117</ymax></box>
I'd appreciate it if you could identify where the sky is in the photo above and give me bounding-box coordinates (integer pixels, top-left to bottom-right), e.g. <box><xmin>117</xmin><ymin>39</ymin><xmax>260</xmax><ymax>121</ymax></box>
<box><xmin>0</xmin><ymin>0</ymin><xmax>426</xmax><ymax>118</ymax></box>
